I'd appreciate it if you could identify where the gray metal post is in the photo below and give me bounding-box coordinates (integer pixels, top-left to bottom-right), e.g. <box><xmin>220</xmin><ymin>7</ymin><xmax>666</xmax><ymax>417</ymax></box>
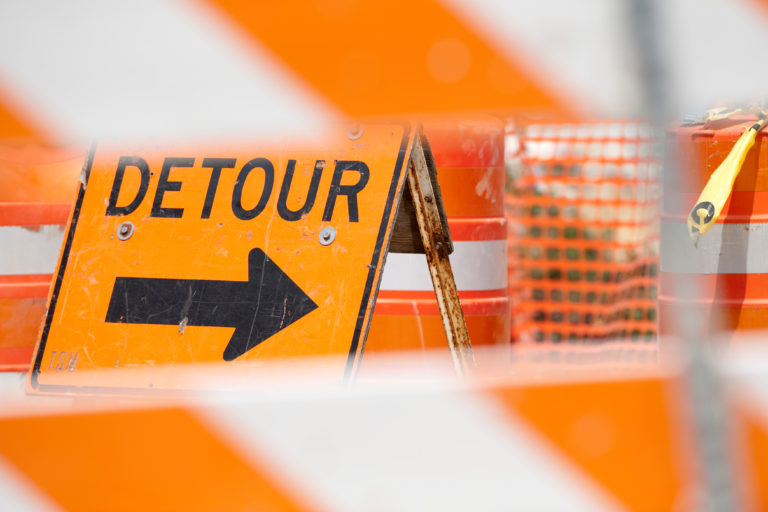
<box><xmin>624</xmin><ymin>1</ymin><xmax>738</xmax><ymax>510</ymax></box>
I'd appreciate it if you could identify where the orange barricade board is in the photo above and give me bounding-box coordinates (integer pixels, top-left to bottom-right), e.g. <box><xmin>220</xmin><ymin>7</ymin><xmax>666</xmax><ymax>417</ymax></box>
<box><xmin>30</xmin><ymin>123</ymin><xmax>418</xmax><ymax>393</ymax></box>
<box><xmin>0</xmin><ymin>350</ymin><xmax>693</xmax><ymax>512</ymax></box>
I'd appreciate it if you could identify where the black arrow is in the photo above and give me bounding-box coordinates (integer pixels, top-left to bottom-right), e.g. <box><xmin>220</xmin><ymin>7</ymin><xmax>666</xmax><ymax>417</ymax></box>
<box><xmin>105</xmin><ymin>248</ymin><xmax>318</xmax><ymax>361</ymax></box>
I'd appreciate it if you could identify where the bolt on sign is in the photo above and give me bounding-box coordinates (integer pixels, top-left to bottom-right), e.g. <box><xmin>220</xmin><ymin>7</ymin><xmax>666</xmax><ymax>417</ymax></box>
<box><xmin>29</xmin><ymin>123</ymin><xmax>472</xmax><ymax>393</ymax></box>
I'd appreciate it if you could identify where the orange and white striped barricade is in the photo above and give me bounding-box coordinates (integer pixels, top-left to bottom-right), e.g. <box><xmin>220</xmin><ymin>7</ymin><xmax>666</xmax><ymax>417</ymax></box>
<box><xmin>5</xmin><ymin>1</ymin><xmax>768</xmax><ymax>147</ymax></box>
<box><xmin>366</xmin><ymin>117</ymin><xmax>510</xmax><ymax>353</ymax></box>
<box><xmin>0</xmin><ymin>347</ymin><xmax>698</xmax><ymax>511</ymax></box>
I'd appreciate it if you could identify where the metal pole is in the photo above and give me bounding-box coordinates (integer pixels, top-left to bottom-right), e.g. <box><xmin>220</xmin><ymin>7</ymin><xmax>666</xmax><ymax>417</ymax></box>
<box><xmin>624</xmin><ymin>1</ymin><xmax>738</xmax><ymax>509</ymax></box>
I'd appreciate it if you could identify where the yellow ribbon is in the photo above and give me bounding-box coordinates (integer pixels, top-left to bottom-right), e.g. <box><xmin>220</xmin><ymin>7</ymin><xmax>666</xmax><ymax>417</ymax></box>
<box><xmin>687</xmin><ymin>114</ymin><xmax>767</xmax><ymax>245</ymax></box>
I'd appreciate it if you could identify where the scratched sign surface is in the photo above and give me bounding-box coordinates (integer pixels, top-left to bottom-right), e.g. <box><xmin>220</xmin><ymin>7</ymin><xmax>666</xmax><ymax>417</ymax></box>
<box><xmin>30</xmin><ymin>124</ymin><xmax>415</xmax><ymax>392</ymax></box>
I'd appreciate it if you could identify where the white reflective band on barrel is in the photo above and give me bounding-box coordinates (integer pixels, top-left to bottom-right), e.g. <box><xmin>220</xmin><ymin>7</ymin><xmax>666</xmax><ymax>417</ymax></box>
<box><xmin>379</xmin><ymin>240</ymin><xmax>507</xmax><ymax>291</ymax></box>
<box><xmin>661</xmin><ymin>221</ymin><xmax>768</xmax><ymax>274</ymax></box>
<box><xmin>0</xmin><ymin>225</ymin><xmax>65</xmax><ymax>275</ymax></box>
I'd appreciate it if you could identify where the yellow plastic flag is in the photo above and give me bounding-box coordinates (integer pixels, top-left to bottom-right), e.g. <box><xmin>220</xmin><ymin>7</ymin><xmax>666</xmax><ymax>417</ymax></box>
<box><xmin>688</xmin><ymin>115</ymin><xmax>767</xmax><ymax>244</ymax></box>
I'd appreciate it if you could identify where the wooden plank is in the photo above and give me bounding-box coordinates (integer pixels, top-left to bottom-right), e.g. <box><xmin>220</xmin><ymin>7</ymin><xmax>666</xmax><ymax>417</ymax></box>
<box><xmin>389</xmin><ymin>186</ymin><xmax>424</xmax><ymax>253</ymax></box>
<box><xmin>406</xmin><ymin>126</ymin><xmax>474</xmax><ymax>374</ymax></box>
<box><xmin>389</xmin><ymin>135</ymin><xmax>453</xmax><ymax>254</ymax></box>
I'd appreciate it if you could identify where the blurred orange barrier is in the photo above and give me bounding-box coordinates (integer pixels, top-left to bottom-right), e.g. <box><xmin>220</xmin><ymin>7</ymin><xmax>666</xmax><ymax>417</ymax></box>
<box><xmin>15</xmin><ymin>341</ymin><xmax>768</xmax><ymax>511</ymax></box>
<box><xmin>731</xmin><ymin>397</ymin><xmax>768</xmax><ymax>511</ymax></box>
<box><xmin>0</xmin><ymin>356</ymin><xmax>695</xmax><ymax>511</ymax></box>
<box><xmin>723</xmin><ymin>341</ymin><xmax>768</xmax><ymax>510</ymax></box>
<box><xmin>507</xmin><ymin>121</ymin><xmax>660</xmax><ymax>343</ymax></box>
<box><xmin>210</xmin><ymin>0</ymin><xmax>572</xmax><ymax>119</ymax></box>
<box><xmin>0</xmin><ymin>140</ymin><xmax>82</xmax><ymax>202</ymax></box>
<box><xmin>0</xmin><ymin>203</ymin><xmax>70</xmax><ymax>371</ymax></box>
<box><xmin>661</xmin><ymin>115</ymin><xmax>768</xmax><ymax>334</ymax></box>
<box><xmin>367</xmin><ymin>118</ymin><xmax>510</xmax><ymax>352</ymax></box>
<box><xmin>0</xmin><ymin>97</ymin><xmax>40</xmax><ymax>140</ymax></box>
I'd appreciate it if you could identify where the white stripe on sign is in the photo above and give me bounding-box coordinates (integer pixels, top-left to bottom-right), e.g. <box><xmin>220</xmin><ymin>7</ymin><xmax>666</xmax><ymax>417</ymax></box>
<box><xmin>661</xmin><ymin>221</ymin><xmax>768</xmax><ymax>274</ymax></box>
<box><xmin>0</xmin><ymin>225</ymin><xmax>65</xmax><ymax>275</ymax></box>
<box><xmin>202</xmin><ymin>391</ymin><xmax>624</xmax><ymax>512</ymax></box>
<box><xmin>0</xmin><ymin>0</ymin><xmax>339</xmax><ymax>143</ymax></box>
<box><xmin>380</xmin><ymin>240</ymin><xmax>507</xmax><ymax>291</ymax></box>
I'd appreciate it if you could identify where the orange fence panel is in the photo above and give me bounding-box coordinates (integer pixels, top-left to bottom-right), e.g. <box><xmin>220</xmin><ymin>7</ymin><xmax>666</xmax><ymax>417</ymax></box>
<box><xmin>506</xmin><ymin>121</ymin><xmax>660</xmax><ymax>343</ymax></box>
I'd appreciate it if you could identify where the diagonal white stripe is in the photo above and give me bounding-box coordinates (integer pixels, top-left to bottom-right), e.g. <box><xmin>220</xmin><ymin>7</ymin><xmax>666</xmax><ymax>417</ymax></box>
<box><xmin>441</xmin><ymin>0</ymin><xmax>768</xmax><ymax>117</ymax></box>
<box><xmin>440</xmin><ymin>0</ymin><xmax>639</xmax><ymax>117</ymax></box>
<box><xmin>0</xmin><ymin>456</ymin><xmax>61</xmax><ymax>512</ymax></box>
<box><xmin>202</xmin><ymin>390</ymin><xmax>625</xmax><ymax>512</ymax></box>
<box><xmin>659</xmin><ymin>0</ymin><xmax>768</xmax><ymax>115</ymax></box>
<box><xmin>0</xmin><ymin>0</ymin><xmax>340</xmax><ymax>142</ymax></box>
<box><xmin>721</xmin><ymin>340</ymin><xmax>768</xmax><ymax>428</ymax></box>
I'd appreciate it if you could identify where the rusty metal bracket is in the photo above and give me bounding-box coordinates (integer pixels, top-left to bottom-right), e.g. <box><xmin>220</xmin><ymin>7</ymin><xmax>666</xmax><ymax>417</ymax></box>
<box><xmin>406</xmin><ymin>125</ymin><xmax>474</xmax><ymax>375</ymax></box>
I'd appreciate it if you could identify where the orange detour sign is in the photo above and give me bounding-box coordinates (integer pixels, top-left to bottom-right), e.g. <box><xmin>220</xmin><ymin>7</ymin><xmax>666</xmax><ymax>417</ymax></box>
<box><xmin>29</xmin><ymin>123</ymin><xmax>470</xmax><ymax>393</ymax></box>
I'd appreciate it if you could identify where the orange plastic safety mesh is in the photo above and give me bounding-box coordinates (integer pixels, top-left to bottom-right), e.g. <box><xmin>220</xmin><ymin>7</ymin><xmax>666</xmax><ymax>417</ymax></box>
<box><xmin>506</xmin><ymin>122</ymin><xmax>660</xmax><ymax>343</ymax></box>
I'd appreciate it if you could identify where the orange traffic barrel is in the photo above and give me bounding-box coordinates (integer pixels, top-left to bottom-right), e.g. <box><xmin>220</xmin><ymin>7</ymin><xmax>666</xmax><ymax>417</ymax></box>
<box><xmin>0</xmin><ymin>203</ymin><xmax>71</xmax><ymax>370</ymax></box>
<box><xmin>0</xmin><ymin>139</ymin><xmax>81</xmax><ymax>371</ymax></box>
<box><xmin>365</xmin><ymin>117</ymin><xmax>510</xmax><ymax>352</ymax></box>
<box><xmin>507</xmin><ymin>121</ymin><xmax>660</xmax><ymax>344</ymax></box>
<box><xmin>660</xmin><ymin>115</ymin><xmax>768</xmax><ymax>334</ymax></box>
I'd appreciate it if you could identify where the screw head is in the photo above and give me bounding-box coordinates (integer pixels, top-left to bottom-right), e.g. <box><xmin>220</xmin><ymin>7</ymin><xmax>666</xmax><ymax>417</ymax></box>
<box><xmin>117</xmin><ymin>221</ymin><xmax>135</xmax><ymax>241</ymax></box>
<box><xmin>347</xmin><ymin>124</ymin><xmax>363</xmax><ymax>140</ymax></box>
<box><xmin>319</xmin><ymin>226</ymin><xmax>336</xmax><ymax>246</ymax></box>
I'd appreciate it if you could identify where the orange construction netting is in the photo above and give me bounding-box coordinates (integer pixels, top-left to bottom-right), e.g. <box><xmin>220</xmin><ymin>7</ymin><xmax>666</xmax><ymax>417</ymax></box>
<box><xmin>506</xmin><ymin>121</ymin><xmax>660</xmax><ymax>344</ymax></box>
